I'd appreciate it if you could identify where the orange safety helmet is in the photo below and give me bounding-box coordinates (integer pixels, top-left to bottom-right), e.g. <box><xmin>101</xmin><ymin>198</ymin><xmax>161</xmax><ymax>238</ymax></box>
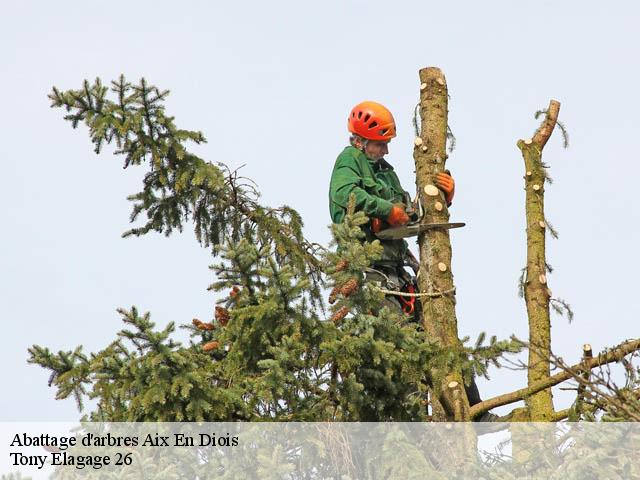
<box><xmin>348</xmin><ymin>101</ymin><xmax>397</xmax><ymax>141</ymax></box>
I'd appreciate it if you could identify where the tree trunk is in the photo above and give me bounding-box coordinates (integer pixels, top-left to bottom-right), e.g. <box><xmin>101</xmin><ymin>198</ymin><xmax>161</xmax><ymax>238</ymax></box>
<box><xmin>518</xmin><ymin>100</ymin><xmax>560</xmax><ymax>421</ymax></box>
<box><xmin>414</xmin><ymin>67</ymin><xmax>469</xmax><ymax>421</ymax></box>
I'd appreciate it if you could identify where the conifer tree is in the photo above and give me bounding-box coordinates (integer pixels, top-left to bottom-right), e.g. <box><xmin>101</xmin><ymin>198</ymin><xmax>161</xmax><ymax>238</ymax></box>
<box><xmin>30</xmin><ymin>76</ymin><xmax>516</xmax><ymax>423</ymax></box>
<box><xmin>30</xmin><ymin>74</ymin><xmax>640</xmax><ymax>429</ymax></box>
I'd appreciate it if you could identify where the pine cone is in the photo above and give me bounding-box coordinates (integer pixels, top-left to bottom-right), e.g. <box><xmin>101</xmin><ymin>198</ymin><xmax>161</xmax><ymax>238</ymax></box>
<box><xmin>192</xmin><ymin>318</ymin><xmax>203</xmax><ymax>328</ymax></box>
<box><xmin>328</xmin><ymin>286</ymin><xmax>340</xmax><ymax>305</ymax></box>
<box><xmin>197</xmin><ymin>322</ymin><xmax>215</xmax><ymax>331</ymax></box>
<box><xmin>202</xmin><ymin>341</ymin><xmax>219</xmax><ymax>352</ymax></box>
<box><xmin>339</xmin><ymin>278</ymin><xmax>359</xmax><ymax>297</ymax></box>
<box><xmin>335</xmin><ymin>260</ymin><xmax>349</xmax><ymax>272</ymax></box>
<box><xmin>229</xmin><ymin>285</ymin><xmax>240</xmax><ymax>299</ymax></box>
<box><xmin>215</xmin><ymin>306</ymin><xmax>230</xmax><ymax>326</ymax></box>
<box><xmin>330</xmin><ymin>306</ymin><xmax>350</xmax><ymax>323</ymax></box>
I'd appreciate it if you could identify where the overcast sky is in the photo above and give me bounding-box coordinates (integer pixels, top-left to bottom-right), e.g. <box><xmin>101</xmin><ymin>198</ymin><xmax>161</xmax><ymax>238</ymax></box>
<box><xmin>2</xmin><ymin>1</ymin><xmax>639</xmax><ymax>420</ymax></box>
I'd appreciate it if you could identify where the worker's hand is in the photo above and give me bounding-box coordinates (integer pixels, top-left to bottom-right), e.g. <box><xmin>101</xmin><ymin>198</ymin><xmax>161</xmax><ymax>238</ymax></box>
<box><xmin>386</xmin><ymin>204</ymin><xmax>410</xmax><ymax>226</ymax></box>
<box><xmin>436</xmin><ymin>171</ymin><xmax>455</xmax><ymax>206</ymax></box>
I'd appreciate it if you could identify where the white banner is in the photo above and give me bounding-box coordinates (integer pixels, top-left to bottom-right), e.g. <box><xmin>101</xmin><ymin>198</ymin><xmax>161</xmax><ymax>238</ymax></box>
<box><xmin>2</xmin><ymin>422</ymin><xmax>638</xmax><ymax>479</ymax></box>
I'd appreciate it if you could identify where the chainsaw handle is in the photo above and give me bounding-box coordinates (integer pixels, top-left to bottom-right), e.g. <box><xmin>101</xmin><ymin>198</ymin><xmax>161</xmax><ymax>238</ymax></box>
<box><xmin>371</xmin><ymin>218</ymin><xmax>381</xmax><ymax>233</ymax></box>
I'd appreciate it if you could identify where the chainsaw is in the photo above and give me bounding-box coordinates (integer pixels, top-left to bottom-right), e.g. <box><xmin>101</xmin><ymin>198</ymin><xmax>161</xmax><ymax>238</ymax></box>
<box><xmin>372</xmin><ymin>193</ymin><xmax>465</xmax><ymax>241</ymax></box>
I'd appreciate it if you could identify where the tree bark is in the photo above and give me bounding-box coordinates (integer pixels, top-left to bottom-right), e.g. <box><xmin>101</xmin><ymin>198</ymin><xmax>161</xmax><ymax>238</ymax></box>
<box><xmin>517</xmin><ymin>100</ymin><xmax>560</xmax><ymax>421</ymax></box>
<box><xmin>574</xmin><ymin>343</ymin><xmax>593</xmax><ymax>418</ymax></box>
<box><xmin>414</xmin><ymin>67</ymin><xmax>468</xmax><ymax>421</ymax></box>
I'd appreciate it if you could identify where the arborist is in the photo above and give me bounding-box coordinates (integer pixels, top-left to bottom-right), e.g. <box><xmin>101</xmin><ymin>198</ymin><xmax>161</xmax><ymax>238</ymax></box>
<box><xmin>329</xmin><ymin>100</ymin><xmax>488</xmax><ymax>410</ymax></box>
<box><xmin>329</xmin><ymin>100</ymin><xmax>455</xmax><ymax>315</ymax></box>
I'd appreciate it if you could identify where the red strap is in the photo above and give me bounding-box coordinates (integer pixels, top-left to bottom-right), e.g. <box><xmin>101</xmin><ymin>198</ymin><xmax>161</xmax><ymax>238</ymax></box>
<box><xmin>399</xmin><ymin>283</ymin><xmax>416</xmax><ymax>315</ymax></box>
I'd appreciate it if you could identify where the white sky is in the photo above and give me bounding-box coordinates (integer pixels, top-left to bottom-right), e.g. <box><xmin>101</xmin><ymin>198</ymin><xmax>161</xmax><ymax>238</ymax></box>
<box><xmin>1</xmin><ymin>0</ymin><xmax>639</xmax><ymax>420</ymax></box>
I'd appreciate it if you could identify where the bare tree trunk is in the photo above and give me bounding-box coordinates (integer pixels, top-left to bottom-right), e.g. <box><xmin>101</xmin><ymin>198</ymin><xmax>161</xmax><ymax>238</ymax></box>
<box><xmin>517</xmin><ymin>100</ymin><xmax>560</xmax><ymax>421</ymax></box>
<box><xmin>414</xmin><ymin>67</ymin><xmax>469</xmax><ymax>421</ymax></box>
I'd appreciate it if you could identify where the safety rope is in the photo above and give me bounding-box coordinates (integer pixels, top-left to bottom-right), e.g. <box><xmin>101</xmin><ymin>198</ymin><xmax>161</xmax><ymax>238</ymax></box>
<box><xmin>375</xmin><ymin>286</ymin><xmax>456</xmax><ymax>299</ymax></box>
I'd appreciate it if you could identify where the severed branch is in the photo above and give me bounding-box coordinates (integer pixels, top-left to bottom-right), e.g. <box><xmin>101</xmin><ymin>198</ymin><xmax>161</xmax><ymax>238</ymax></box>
<box><xmin>469</xmin><ymin>339</ymin><xmax>640</xmax><ymax>417</ymax></box>
<box><xmin>532</xmin><ymin>100</ymin><xmax>561</xmax><ymax>149</ymax></box>
<box><xmin>573</xmin><ymin>343</ymin><xmax>593</xmax><ymax>418</ymax></box>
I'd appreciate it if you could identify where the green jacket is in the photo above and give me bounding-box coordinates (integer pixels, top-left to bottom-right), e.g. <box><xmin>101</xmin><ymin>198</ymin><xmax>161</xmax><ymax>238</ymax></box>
<box><xmin>329</xmin><ymin>146</ymin><xmax>409</xmax><ymax>265</ymax></box>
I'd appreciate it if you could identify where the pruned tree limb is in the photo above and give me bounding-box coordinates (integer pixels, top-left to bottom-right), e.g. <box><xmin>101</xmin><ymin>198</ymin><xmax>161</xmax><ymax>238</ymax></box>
<box><xmin>533</xmin><ymin>100</ymin><xmax>561</xmax><ymax>149</ymax></box>
<box><xmin>574</xmin><ymin>343</ymin><xmax>593</xmax><ymax>418</ymax></box>
<box><xmin>518</xmin><ymin>99</ymin><xmax>561</xmax><ymax>420</ymax></box>
<box><xmin>469</xmin><ymin>339</ymin><xmax>640</xmax><ymax>417</ymax></box>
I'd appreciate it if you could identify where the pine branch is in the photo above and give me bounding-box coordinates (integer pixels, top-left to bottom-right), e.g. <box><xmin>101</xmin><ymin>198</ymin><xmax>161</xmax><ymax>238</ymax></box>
<box><xmin>49</xmin><ymin>76</ymin><xmax>323</xmax><ymax>288</ymax></box>
<box><xmin>466</xmin><ymin>335</ymin><xmax>523</xmax><ymax>380</ymax></box>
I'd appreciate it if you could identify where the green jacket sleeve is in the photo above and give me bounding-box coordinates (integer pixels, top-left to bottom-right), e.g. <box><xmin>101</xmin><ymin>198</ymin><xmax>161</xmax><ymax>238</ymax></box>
<box><xmin>330</xmin><ymin>158</ymin><xmax>393</xmax><ymax>222</ymax></box>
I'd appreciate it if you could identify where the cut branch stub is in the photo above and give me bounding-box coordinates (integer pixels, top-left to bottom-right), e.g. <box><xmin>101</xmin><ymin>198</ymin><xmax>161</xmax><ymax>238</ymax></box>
<box><xmin>449</xmin><ymin>381</ymin><xmax>464</xmax><ymax>421</ymax></box>
<box><xmin>424</xmin><ymin>184</ymin><xmax>440</xmax><ymax>196</ymax></box>
<box><xmin>575</xmin><ymin>343</ymin><xmax>594</xmax><ymax>418</ymax></box>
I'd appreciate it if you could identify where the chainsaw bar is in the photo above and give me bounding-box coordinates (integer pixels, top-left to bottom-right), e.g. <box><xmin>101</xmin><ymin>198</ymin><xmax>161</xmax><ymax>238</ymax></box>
<box><xmin>375</xmin><ymin>222</ymin><xmax>466</xmax><ymax>240</ymax></box>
